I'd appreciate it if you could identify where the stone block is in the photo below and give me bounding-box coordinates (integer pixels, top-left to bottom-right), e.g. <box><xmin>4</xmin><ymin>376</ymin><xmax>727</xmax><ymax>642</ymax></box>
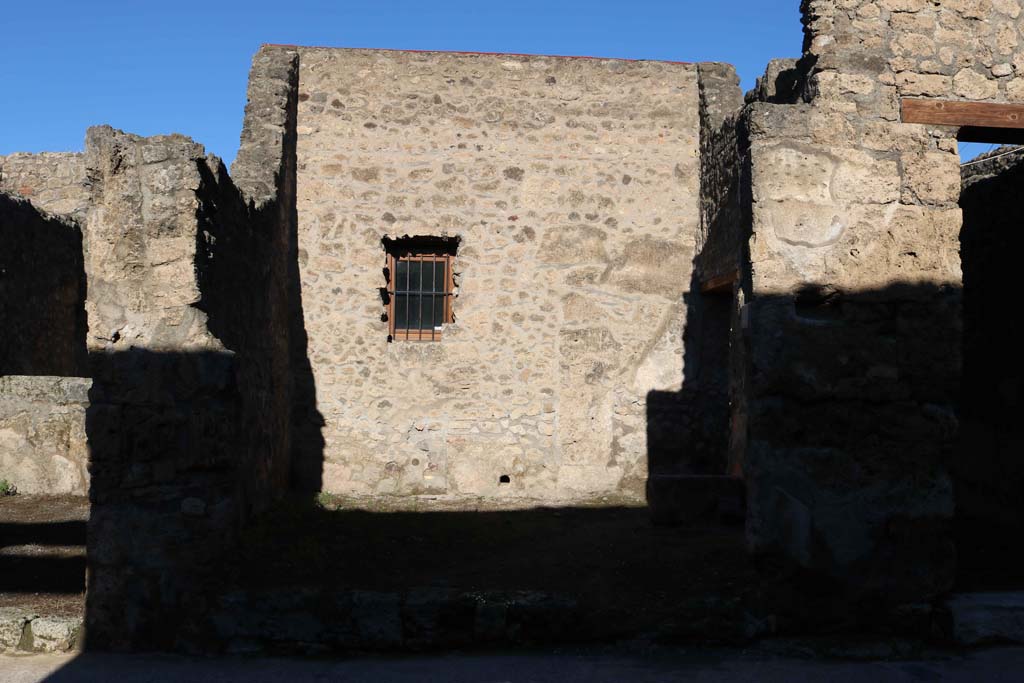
<box><xmin>0</xmin><ymin>609</ymin><xmax>32</xmax><ymax>653</ymax></box>
<box><xmin>949</xmin><ymin>593</ymin><xmax>1024</xmax><ymax>645</ymax></box>
<box><xmin>901</xmin><ymin>151</ymin><xmax>963</xmax><ymax>205</ymax></box>
<box><xmin>25</xmin><ymin>616</ymin><xmax>83</xmax><ymax>653</ymax></box>
<box><xmin>0</xmin><ymin>376</ymin><xmax>91</xmax><ymax>495</ymax></box>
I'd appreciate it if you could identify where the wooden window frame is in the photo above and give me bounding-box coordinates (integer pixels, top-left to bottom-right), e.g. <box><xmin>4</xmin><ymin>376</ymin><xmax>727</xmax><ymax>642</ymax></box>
<box><xmin>387</xmin><ymin>250</ymin><xmax>454</xmax><ymax>342</ymax></box>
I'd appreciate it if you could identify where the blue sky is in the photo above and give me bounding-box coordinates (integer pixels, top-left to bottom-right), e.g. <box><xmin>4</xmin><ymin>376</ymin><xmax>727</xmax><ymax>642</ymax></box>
<box><xmin>1</xmin><ymin>0</ymin><xmax>803</xmax><ymax>164</ymax></box>
<box><xmin>0</xmin><ymin>1</ymin><xmax>988</xmax><ymax>163</ymax></box>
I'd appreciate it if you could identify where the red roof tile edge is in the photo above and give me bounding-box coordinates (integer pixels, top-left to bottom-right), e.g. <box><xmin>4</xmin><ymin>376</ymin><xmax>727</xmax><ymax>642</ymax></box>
<box><xmin>260</xmin><ymin>44</ymin><xmax>694</xmax><ymax>65</ymax></box>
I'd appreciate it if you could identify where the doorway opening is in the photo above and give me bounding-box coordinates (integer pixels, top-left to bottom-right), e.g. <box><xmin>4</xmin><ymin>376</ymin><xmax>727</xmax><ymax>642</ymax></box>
<box><xmin>956</xmin><ymin>139</ymin><xmax>1024</xmax><ymax>590</ymax></box>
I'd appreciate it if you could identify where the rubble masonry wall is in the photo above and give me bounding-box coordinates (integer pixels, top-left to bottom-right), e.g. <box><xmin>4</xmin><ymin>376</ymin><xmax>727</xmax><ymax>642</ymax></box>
<box><xmin>290</xmin><ymin>48</ymin><xmax>712</xmax><ymax>501</ymax></box>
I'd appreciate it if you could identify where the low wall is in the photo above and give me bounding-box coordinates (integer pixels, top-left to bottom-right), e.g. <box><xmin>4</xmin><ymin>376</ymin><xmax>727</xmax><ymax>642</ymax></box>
<box><xmin>0</xmin><ymin>376</ymin><xmax>91</xmax><ymax>495</ymax></box>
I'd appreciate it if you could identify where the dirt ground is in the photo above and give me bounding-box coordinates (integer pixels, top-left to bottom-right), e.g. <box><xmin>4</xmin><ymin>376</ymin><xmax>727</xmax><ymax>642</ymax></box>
<box><xmin>0</xmin><ymin>495</ymin><xmax>88</xmax><ymax>617</ymax></box>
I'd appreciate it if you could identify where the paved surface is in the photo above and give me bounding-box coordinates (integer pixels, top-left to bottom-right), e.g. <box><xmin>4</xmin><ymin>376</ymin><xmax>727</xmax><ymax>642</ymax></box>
<box><xmin>4</xmin><ymin>647</ymin><xmax>1024</xmax><ymax>682</ymax></box>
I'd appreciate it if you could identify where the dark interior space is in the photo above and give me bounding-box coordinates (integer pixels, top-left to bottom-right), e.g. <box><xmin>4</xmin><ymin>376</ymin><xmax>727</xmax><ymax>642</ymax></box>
<box><xmin>0</xmin><ymin>193</ymin><xmax>88</xmax><ymax>377</ymax></box>
<box><xmin>646</xmin><ymin>274</ymin><xmax>742</xmax><ymax>525</ymax></box>
<box><xmin>955</xmin><ymin>146</ymin><xmax>1024</xmax><ymax>590</ymax></box>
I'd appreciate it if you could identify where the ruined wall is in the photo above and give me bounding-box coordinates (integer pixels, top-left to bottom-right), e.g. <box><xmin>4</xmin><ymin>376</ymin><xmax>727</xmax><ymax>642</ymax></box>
<box><xmin>956</xmin><ymin>146</ymin><xmax>1024</xmax><ymax>586</ymax></box>
<box><xmin>291</xmin><ymin>48</ymin><xmax>704</xmax><ymax>501</ymax></box>
<box><xmin>803</xmin><ymin>0</ymin><xmax>1024</xmax><ymax>107</ymax></box>
<box><xmin>0</xmin><ymin>154</ymin><xmax>90</xmax><ymax>499</ymax></box>
<box><xmin>697</xmin><ymin>64</ymin><xmax>747</xmax><ymax>285</ymax></box>
<box><xmin>84</xmin><ymin>127</ymin><xmax>240</xmax><ymax>649</ymax></box>
<box><xmin>200</xmin><ymin>51</ymin><xmax>300</xmax><ymax>503</ymax></box>
<box><xmin>230</xmin><ymin>46</ymin><xmax>320</xmax><ymax>493</ymax></box>
<box><xmin>0</xmin><ymin>376</ymin><xmax>91</xmax><ymax>495</ymax></box>
<box><xmin>716</xmin><ymin>0</ymin><xmax>1024</xmax><ymax>609</ymax></box>
<box><xmin>83</xmin><ymin>123</ymin><xmax>296</xmax><ymax>649</ymax></box>
<box><xmin>642</xmin><ymin>62</ymin><xmax>747</xmax><ymax>491</ymax></box>
<box><xmin>0</xmin><ymin>152</ymin><xmax>90</xmax><ymax>220</ymax></box>
<box><xmin>694</xmin><ymin>66</ymin><xmax>752</xmax><ymax>485</ymax></box>
<box><xmin>0</xmin><ymin>194</ymin><xmax>87</xmax><ymax>377</ymax></box>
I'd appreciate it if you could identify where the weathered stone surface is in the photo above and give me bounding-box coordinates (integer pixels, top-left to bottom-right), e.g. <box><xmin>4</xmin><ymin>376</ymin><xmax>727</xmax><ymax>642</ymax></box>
<box><xmin>0</xmin><ymin>376</ymin><xmax>91</xmax><ymax>495</ymax></box>
<box><xmin>0</xmin><ymin>608</ymin><xmax>32</xmax><ymax>653</ymax></box>
<box><xmin>291</xmin><ymin>48</ymin><xmax>708</xmax><ymax>502</ymax></box>
<box><xmin>698</xmin><ymin>66</ymin><xmax>747</xmax><ymax>291</ymax></box>
<box><xmin>82</xmin><ymin>126</ymin><xmax>221</xmax><ymax>353</ymax></box>
<box><xmin>693</xmin><ymin>0</ymin><xmax>1024</xmax><ymax>615</ymax></box>
<box><xmin>82</xmin><ymin>122</ymin><xmax>299</xmax><ymax>650</ymax></box>
<box><xmin>26</xmin><ymin>616</ymin><xmax>83</xmax><ymax>653</ymax></box>
<box><xmin>803</xmin><ymin>0</ymin><xmax>1024</xmax><ymax>111</ymax></box>
<box><xmin>232</xmin><ymin>46</ymin><xmax>299</xmax><ymax>207</ymax></box>
<box><xmin>748</xmin><ymin>58</ymin><xmax>803</xmax><ymax>104</ymax></box>
<box><xmin>0</xmin><ymin>610</ymin><xmax>83</xmax><ymax>654</ymax></box>
<box><xmin>949</xmin><ymin>593</ymin><xmax>1024</xmax><ymax>645</ymax></box>
<box><xmin>0</xmin><ymin>152</ymin><xmax>89</xmax><ymax>220</ymax></box>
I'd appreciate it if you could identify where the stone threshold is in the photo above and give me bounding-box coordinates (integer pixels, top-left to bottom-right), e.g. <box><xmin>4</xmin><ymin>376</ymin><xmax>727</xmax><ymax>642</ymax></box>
<box><xmin>0</xmin><ymin>609</ymin><xmax>82</xmax><ymax>654</ymax></box>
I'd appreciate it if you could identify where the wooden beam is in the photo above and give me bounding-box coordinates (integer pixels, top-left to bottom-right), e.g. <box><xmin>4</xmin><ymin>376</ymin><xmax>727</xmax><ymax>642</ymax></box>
<box><xmin>701</xmin><ymin>270</ymin><xmax>738</xmax><ymax>294</ymax></box>
<box><xmin>901</xmin><ymin>98</ymin><xmax>1024</xmax><ymax>132</ymax></box>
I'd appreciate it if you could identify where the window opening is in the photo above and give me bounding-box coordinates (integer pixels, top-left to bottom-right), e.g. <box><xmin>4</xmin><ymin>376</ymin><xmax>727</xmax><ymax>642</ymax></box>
<box><xmin>384</xmin><ymin>237</ymin><xmax>457</xmax><ymax>342</ymax></box>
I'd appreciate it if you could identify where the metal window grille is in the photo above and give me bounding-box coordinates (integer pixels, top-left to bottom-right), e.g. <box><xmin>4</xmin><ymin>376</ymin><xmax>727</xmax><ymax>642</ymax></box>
<box><xmin>387</xmin><ymin>251</ymin><xmax>454</xmax><ymax>341</ymax></box>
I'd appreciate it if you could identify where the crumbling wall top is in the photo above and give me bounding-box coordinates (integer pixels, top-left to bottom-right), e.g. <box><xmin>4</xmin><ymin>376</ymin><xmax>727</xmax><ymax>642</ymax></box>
<box><xmin>799</xmin><ymin>0</ymin><xmax>1024</xmax><ymax>118</ymax></box>
<box><xmin>231</xmin><ymin>46</ymin><xmax>299</xmax><ymax>207</ymax></box>
<box><xmin>0</xmin><ymin>152</ymin><xmax>89</xmax><ymax>220</ymax></box>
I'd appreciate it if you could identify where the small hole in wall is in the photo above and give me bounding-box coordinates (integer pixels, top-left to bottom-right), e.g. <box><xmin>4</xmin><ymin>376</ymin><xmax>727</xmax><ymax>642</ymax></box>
<box><xmin>499</xmin><ymin>475</ymin><xmax>511</xmax><ymax>484</ymax></box>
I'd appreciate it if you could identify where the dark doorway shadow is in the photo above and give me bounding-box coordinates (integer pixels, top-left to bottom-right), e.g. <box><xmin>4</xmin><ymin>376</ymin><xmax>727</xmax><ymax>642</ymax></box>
<box><xmin>955</xmin><ymin>147</ymin><xmax>1024</xmax><ymax>591</ymax></box>
<box><xmin>646</xmin><ymin>270</ymin><xmax>742</xmax><ymax>526</ymax></box>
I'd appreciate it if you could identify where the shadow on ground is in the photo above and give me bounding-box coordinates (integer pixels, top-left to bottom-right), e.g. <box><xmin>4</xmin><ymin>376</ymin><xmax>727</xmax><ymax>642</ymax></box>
<box><xmin>183</xmin><ymin>500</ymin><xmax>754</xmax><ymax>654</ymax></box>
<box><xmin>0</xmin><ymin>495</ymin><xmax>87</xmax><ymax>616</ymax></box>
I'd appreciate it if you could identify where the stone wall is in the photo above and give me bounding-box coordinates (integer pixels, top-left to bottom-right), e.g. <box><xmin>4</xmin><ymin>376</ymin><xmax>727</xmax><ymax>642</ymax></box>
<box><xmin>230</xmin><ymin>46</ymin><xmax>322</xmax><ymax>493</ymax></box>
<box><xmin>83</xmin><ymin>122</ymin><xmax>297</xmax><ymax>649</ymax></box>
<box><xmin>701</xmin><ymin>0</ymin><xmax>1024</xmax><ymax>612</ymax></box>
<box><xmin>956</xmin><ymin>146</ymin><xmax>1024</xmax><ymax>586</ymax></box>
<box><xmin>0</xmin><ymin>376</ymin><xmax>91</xmax><ymax>495</ymax></box>
<box><xmin>198</xmin><ymin>48</ymin><xmax>296</xmax><ymax>505</ymax></box>
<box><xmin>644</xmin><ymin>62</ymin><xmax>746</xmax><ymax>485</ymax></box>
<box><xmin>0</xmin><ymin>194</ymin><xmax>87</xmax><ymax>377</ymax></box>
<box><xmin>697</xmin><ymin>64</ymin><xmax>747</xmax><ymax>286</ymax></box>
<box><xmin>0</xmin><ymin>152</ymin><xmax>89</xmax><ymax>220</ymax></box>
<box><xmin>802</xmin><ymin>0</ymin><xmax>1024</xmax><ymax>109</ymax></box>
<box><xmin>290</xmin><ymin>48</ymin><xmax>708</xmax><ymax>502</ymax></box>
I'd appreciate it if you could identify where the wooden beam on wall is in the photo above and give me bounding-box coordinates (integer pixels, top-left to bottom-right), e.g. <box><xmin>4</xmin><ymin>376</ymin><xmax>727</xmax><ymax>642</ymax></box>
<box><xmin>701</xmin><ymin>270</ymin><xmax>738</xmax><ymax>294</ymax></box>
<box><xmin>901</xmin><ymin>98</ymin><xmax>1024</xmax><ymax>137</ymax></box>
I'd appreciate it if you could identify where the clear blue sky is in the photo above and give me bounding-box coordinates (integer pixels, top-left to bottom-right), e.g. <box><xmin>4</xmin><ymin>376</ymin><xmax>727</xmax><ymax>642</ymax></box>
<box><xmin>1</xmin><ymin>1</ymin><xmax>988</xmax><ymax>163</ymax></box>
<box><xmin>1</xmin><ymin>0</ymin><xmax>804</xmax><ymax>165</ymax></box>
